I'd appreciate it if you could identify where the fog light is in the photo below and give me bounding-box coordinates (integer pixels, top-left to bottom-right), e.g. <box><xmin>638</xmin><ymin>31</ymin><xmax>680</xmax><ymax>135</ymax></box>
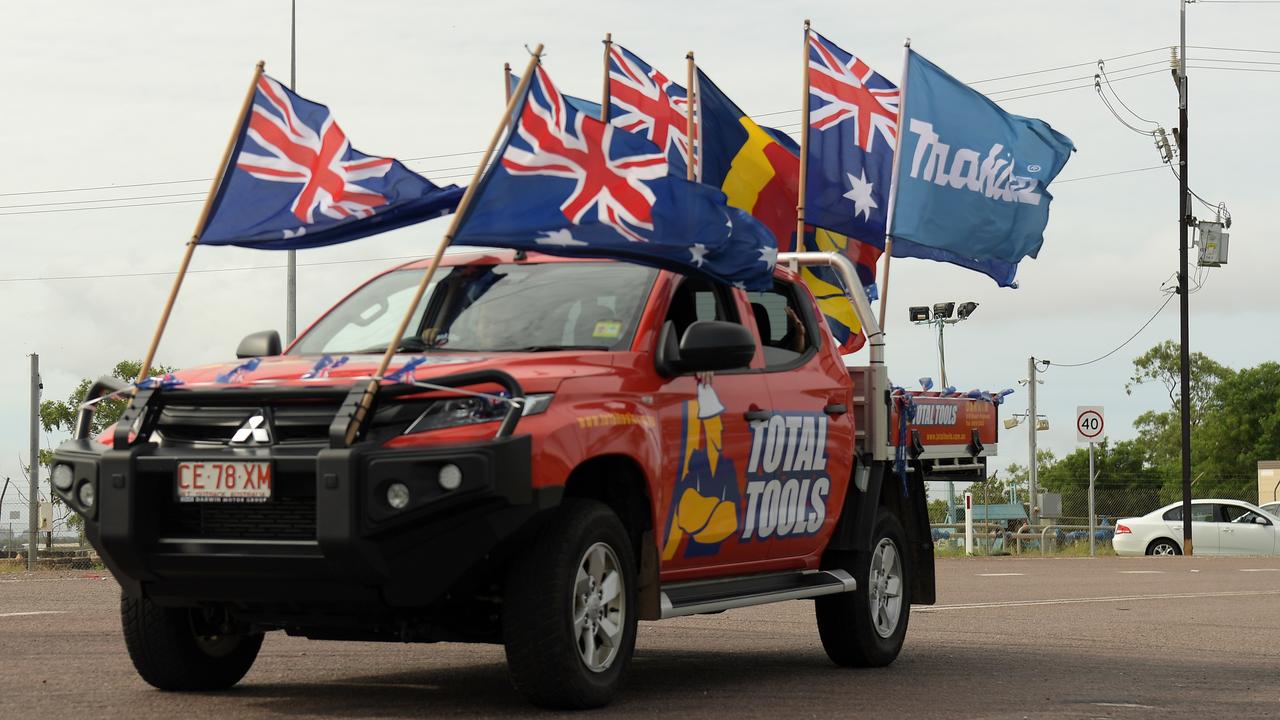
<box><xmin>77</xmin><ymin>482</ymin><xmax>96</xmax><ymax>509</ymax></box>
<box><xmin>438</xmin><ymin>464</ymin><xmax>462</xmax><ymax>491</ymax></box>
<box><xmin>52</xmin><ymin>464</ymin><xmax>74</xmax><ymax>492</ymax></box>
<box><xmin>386</xmin><ymin>482</ymin><xmax>410</xmax><ymax>510</ymax></box>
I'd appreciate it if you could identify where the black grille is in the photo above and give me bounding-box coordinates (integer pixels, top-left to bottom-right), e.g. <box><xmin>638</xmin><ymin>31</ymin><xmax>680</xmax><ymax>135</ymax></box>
<box><xmin>161</xmin><ymin>496</ymin><xmax>316</xmax><ymax>541</ymax></box>
<box><xmin>154</xmin><ymin>403</ymin><xmax>339</xmax><ymax>446</ymax></box>
<box><xmin>152</xmin><ymin>400</ymin><xmax>427</xmax><ymax>447</ymax></box>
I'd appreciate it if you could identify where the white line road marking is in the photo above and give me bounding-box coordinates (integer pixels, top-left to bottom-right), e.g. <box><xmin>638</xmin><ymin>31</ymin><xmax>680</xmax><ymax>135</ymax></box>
<box><xmin>1118</xmin><ymin>570</ymin><xmax>1165</xmax><ymax>574</ymax></box>
<box><xmin>1093</xmin><ymin>702</ymin><xmax>1155</xmax><ymax>709</ymax></box>
<box><xmin>918</xmin><ymin>589</ymin><xmax>1280</xmax><ymax>612</ymax></box>
<box><xmin>0</xmin><ymin>611</ymin><xmax>67</xmax><ymax>618</ymax></box>
<box><xmin>1239</xmin><ymin>568</ymin><xmax>1280</xmax><ymax>572</ymax></box>
<box><xmin>976</xmin><ymin>573</ymin><xmax>1025</xmax><ymax>577</ymax></box>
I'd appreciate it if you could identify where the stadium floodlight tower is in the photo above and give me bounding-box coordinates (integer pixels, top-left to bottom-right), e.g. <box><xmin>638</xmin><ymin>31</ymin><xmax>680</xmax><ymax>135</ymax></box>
<box><xmin>908</xmin><ymin>301</ymin><xmax>979</xmax><ymax>389</ymax></box>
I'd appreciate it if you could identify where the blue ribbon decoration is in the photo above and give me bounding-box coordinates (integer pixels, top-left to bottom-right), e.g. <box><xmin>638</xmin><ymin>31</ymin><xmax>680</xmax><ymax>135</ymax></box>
<box><xmin>215</xmin><ymin>357</ymin><xmax>261</xmax><ymax>384</ymax></box>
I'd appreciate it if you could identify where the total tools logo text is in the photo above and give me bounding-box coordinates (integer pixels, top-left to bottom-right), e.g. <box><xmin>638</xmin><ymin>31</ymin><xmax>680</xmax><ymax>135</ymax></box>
<box><xmin>741</xmin><ymin>412</ymin><xmax>831</xmax><ymax>541</ymax></box>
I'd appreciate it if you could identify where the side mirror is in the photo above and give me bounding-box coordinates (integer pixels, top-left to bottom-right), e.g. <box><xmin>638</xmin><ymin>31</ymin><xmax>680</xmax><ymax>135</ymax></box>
<box><xmin>236</xmin><ymin>330</ymin><xmax>282</xmax><ymax>358</ymax></box>
<box><xmin>675</xmin><ymin>320</ymin><xmax>756</xmax><ymax>373</ymax></box>
<box><xmin>1255</xmin><ymin>516</ymin><xmax>1271</xmax><ymax>526</ymax></box>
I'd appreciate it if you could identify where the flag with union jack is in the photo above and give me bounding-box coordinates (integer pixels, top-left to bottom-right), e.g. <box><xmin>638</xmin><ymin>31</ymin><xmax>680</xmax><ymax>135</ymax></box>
<box><xmin>453</xmin><ymin>64</ymin><xmax>777</xmax><ymax>291</ymax></box>
<box><xmin>804</xmin><ymin>31</ymin><xmax>898</xmax><ymax>247</ymax></box>
<box><xmin>607</xmin><ymin>45</ymin><xmax>692</xmax><ymax>178</ymax></box>
<box><xmin>199</xmin><ymin>73</ymin><xmax>464</xmax><ymax>250</ymax></box>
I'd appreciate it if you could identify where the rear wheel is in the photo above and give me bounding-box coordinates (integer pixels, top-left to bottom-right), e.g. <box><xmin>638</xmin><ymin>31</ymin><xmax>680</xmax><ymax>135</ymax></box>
<box><xmin>815</xmin><ymin>509</ymin><xmax>910</xmax><ymax>667</ymax></box>
<box><xmin>502</xmin><ymin>499</ymin><xmax>638</xmax><ymax>709</ymax></box>
<box><xmin>121</xmin><ymin>595</ymin><xmax>263</xmax><ymax>691</ymax></box>
<box><xmin>1146</xmin><ymin>538</ymin><xmax>1182</xmax><ymax>556</ymax></box>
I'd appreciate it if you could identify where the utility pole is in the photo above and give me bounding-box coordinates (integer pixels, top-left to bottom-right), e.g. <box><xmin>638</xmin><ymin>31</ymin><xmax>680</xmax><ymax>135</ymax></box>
<box><xmin>1027</xmin><ymin>356</ymin><xmax>1039</xmax><ymax>526</ymax></box>
<box><xmin>1177</xmin><ymin>0</ymin><xmax>1194</xmax><ymax>556</ymax></box>
<box><xmin>28</xmin><ymin>354</ymin><xmax>40</xmax><ymax>569</ymax></box>
<box><xmin>936</xmin><ymin>321</ymin><xmax>949</xmax><ymax>388</ymax></box>
<box><xmin>285</xmin><ymin>0</ymin><xmax>298</xmax><ymax>345</ymax></box>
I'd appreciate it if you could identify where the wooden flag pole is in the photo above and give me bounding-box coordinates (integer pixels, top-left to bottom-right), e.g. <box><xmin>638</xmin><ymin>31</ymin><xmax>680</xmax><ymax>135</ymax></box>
<box><xmin>685</xmin><ymin>51</ymin><xmax>696</xmax><ymax>181</ymax></box>
<box><xmin>877</xmin><ymin>38</ymin><xmax>912</xmax><ymax>328</ymax></box>
<box><xmin>136</xmin><ymin>61</ymin><xmax>265</xmax><ymax>383</ymax></box>
<box><xmin>600</xmin><ymin>33</ymin><xmax>612</xmax><ymax>122</ymax></box>
<box><xmin>794</xmin><ymin>20</ymin><xmax>812</xmax><ymax>255</ymax></box>
<box><xmin>503</xmin><ymin>62</ymin><xmax>513</xmax><ymax>102</ymax></box>
<box><xmin>343</xmin><ymin>44</ymin><xmax>545</xmax><ymax>446</ymax></box>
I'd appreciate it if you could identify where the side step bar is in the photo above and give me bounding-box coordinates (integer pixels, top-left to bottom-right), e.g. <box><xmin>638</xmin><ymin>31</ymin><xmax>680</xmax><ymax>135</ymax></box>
<box><xmin>659</xmin><ymin>569</ymin><xmax>856</xmax><ymax>619</ymax></box>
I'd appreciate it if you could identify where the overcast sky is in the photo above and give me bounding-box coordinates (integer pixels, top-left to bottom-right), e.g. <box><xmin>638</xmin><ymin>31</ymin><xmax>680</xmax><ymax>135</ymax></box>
<box><xmin>3</xmin><ymin>0</ymin><xmax>1277</xmax><ymax>524</ymax></box>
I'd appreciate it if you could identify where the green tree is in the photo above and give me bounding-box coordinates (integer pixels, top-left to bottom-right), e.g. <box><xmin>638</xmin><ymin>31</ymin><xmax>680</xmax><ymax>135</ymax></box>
<box><xmin>38</xmin><ymin>360</ymin><xmax>173</xmax><ymax>530</ymax></box>
<box><xmin>39</xmin><ymin>360</ymin><xmax>174</xmax><ymax>446</ymax></box>
<box><xmin>1190</xmin><ymin>361</ymin><xmax>1280</xmax><ymax>497</ymax></box>
<box><xmin>1125</xmin><ymin>340</ymin><xmax>1232</xmax><ymax>475</ymax></box>
<box><xmin>1039</xmin><ymin>439</ymin><xmax>1164</xmax><ymax>519</ymax></box>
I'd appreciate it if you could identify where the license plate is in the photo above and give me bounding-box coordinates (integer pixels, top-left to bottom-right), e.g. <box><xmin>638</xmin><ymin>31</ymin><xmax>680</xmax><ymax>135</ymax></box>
<box><xmin>176</xmin><ymin>461</ymin><xmax>272</xmax><ymax>503</ymax></box>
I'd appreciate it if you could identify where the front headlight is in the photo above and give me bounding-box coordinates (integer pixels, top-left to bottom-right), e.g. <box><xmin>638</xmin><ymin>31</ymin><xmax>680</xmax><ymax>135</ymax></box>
<box><xmin>404</xmin><ymin>393</ymin><xmax>553</xmax><ymax>434</ymax></box>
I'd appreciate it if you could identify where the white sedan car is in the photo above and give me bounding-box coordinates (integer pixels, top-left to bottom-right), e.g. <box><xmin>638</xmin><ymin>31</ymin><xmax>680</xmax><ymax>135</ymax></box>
<box><xmin>1113</xmin><ymin>499</ymin><xmax>1280</xmax><ymax>556</ymax></box>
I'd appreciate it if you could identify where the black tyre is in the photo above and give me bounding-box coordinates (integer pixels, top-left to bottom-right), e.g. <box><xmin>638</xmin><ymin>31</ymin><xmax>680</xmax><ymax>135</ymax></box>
<box><xmin>502</xmin><ymin>499</ymin><xmax>638</xmax><ymax>709</ymax></box>
<box><xmin>121</xmin><ymin>595</ymin><xmax>263</xmax><ymax>691</ymax></box>
<box><xmin>1146</xmin><ymin>538</ymin><xmax>1182</xmax><ymax>556</ymax></box>
<box><xmin>815</xmin><ymin>509</ymin><xmax>910</xmax><ymax>667</ymax></box>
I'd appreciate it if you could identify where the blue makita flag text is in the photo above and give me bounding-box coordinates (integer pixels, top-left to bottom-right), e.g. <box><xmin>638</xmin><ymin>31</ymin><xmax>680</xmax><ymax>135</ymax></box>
<box><xmin>455</xmin><ymin>65</ymin><xmax>778</xmax><ymax>291</ymax></box>
<box><xmin>199</xmin><ymin>73</ymin><xmax>463</xmax><ymax>250</ymax></box>
<box><xmin>890</xmin><ymin>50</ymin><xmax>1074</xmax><ymax>283</ymax></box>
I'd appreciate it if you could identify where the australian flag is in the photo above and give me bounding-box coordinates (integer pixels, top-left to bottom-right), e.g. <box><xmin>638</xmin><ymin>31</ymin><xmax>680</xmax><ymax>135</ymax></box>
<box><xmin>804</xmin><ymin>31</ymin><xmax>898</xmax><ymax>246</ymax></box>
<box><xmin>454</xmin><ymin>64</ymin><xmax>777</xmax><ymax>290</ymax></box>
<box><xmin>607</xmin><ymin>44</ymin><xmax>692</xmax><ymax>178</ymax></box>
<box><xmin>198</xmin><ymin>73</ymin><xmax>464</xmax><ymax>250</ymax></box>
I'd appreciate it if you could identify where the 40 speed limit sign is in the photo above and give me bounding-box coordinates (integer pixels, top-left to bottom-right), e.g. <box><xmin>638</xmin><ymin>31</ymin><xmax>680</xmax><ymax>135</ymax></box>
<box><xmin>1076</xmin><ymin>406</ymin><xmax>1104</xmax><ymax>443</ymax></box>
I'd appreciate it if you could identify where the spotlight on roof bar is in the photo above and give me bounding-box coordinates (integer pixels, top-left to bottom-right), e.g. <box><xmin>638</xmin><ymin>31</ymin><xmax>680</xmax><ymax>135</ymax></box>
<box><xmin>933</xmin><ymin>302</ymin><xmax>956</xmax><ymax>320</ymax></box>
<box><xmin>908</xmin><ymin>306</ymin><xmax>931</xmax><ymax>322</ymax></box>
<box><xmin>956</xmin><ymin>301</ymin><xmax>979</xmax><ymax>320</ymax></box>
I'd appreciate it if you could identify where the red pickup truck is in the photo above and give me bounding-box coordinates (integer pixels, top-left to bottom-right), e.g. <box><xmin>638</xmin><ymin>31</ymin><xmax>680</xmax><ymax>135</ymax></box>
<box><xmin>51</xmin><ymin>249</ymin><xmax>999</xmax><ymax>708</ymax></box>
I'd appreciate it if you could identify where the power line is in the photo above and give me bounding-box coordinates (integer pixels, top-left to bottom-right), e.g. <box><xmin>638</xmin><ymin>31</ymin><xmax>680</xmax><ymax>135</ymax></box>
<box><xmin>1054</xmin><ymin>165</ymin><xmax>1166</xmax><ymax>184</ymax></box>
<box><xmin>968</xmin><ymin>47</ymin><xmax>1167</xmax><ymax>84</ymax></box>
<box><xmin>1047</xmin><ymin>292</ymin><xmax>1176</xmax><ymax>368</ymax></box>
<box><xmin>5</xmin><ymin>51</ymin><xmax>1275</xmax><ymax>212</ymax></box>
<box><xmin>995</xmin><ymin>67</ymin><xmax>1170</xmax><ymax>101</ymax></box>
<box><xmin>1187</xmin><ymin>44</ymin><xmax>1280</xmax><ymax>54</ymax></box>
<box><xmin>0</xmin><ymin>46</ymin><xmax>1190</xmax><ymax>202</ymax></box>
<box><xmin>0</xmin><ymin>254</ymin><xmax>429</xmax><ymax>284</ymax></box>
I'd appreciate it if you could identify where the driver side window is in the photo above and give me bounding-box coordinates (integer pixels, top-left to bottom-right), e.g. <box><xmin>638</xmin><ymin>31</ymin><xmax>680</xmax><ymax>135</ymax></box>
<box><xmin>664</xmin><ymin>277</ymin><xmax>740</xmax><ymax>340</ymax></box>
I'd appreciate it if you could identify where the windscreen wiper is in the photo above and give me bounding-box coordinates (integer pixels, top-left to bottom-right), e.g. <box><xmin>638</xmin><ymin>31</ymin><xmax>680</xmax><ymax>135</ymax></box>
<box><xmin>355</xmin><ymin>337</ymin><xmax>429</xmax><ymax>354</ymax></box>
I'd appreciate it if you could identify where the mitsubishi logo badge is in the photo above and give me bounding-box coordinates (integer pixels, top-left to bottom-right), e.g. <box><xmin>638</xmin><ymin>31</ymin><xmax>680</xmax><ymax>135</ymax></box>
<box><xmin>231</xmin><ymin>414</ymin><xmax>270</xmax><ymax>444</ymax></box>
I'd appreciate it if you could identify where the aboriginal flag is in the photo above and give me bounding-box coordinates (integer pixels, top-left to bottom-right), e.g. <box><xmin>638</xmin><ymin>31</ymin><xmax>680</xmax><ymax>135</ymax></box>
<box><xmin>696</xmin><ymin>68</ymin><xmax>879</xmax><ymax>353</ymax></box>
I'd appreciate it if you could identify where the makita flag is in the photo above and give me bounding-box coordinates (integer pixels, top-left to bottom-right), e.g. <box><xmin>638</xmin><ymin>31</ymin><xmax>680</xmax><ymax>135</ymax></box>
<box><xmin>199</xmin><ymin>74</ymin><xmax>464</xmax><ymax>250</ymax></box>
<box><xmin>891</xmin><ymin>51</ymin><xmax>1074</xmax><ymax>281</ymax></box>
<box><xmin>454</xmin><ymin>65</ymin><xmax>778</xmax><ymax>291</ymax></box>
<box><xmin>804</xmin><ymin>31</ymin><xmax>898</xmax><ymax>246</ymax></box>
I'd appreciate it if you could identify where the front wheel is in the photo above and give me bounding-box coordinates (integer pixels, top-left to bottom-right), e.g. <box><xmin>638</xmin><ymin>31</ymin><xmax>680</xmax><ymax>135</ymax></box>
<box><xmin>121</xmin><ymin>595</ymin><xmax>263</xmax><ymax>691</ymax></box>
<box><xmin>502</xmin><ymin>499</ymin><xmax>638</xmax><ymax>709</ymax></box>
<box><xmin>815</xmin><ymin>509</ymin><xmax>910</xmax><ymax>667</ymax></box>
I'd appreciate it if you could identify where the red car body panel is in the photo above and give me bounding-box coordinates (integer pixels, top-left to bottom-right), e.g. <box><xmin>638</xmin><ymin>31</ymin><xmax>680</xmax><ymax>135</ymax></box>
<box><xmin>115</xmin><ymin>250</ymin><xmax>979</xmax><ymax>583</ymax></box>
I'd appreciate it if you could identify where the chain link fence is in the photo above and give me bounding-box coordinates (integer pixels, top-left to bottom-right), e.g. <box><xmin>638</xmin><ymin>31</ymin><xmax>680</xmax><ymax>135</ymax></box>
<box><xmin>930</xmin><ymin>480</ymin><xmax>1261</xmax><ymax>556</ymax></box>
<box><xmin>0</xmin><ymin>517</ymin><xmax>101</xmax><ymax>572</ymax></box>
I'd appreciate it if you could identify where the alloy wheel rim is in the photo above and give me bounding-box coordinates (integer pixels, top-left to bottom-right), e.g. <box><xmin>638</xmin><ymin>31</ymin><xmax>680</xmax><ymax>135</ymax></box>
<box><xmin>868</xmin><ymin>537</ymin><xmax>904</xmax><ymax>638</ymax></box>
<box><xmin>572</xmin><ymin>542</ymin><xmax>625</xmax><ymax>673</ymax></box>
<box><xmin>1153</xmin><ymin>543</ymin><xmax>1176</xmax><ymax>556</ymax></box>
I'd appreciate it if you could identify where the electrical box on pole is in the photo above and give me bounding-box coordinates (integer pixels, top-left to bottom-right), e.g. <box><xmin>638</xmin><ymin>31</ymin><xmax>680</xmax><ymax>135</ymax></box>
<box><xmin>1197</xmin><ymin>221</ymin><xmax>1228</xmax><ymax>267</ymax></box>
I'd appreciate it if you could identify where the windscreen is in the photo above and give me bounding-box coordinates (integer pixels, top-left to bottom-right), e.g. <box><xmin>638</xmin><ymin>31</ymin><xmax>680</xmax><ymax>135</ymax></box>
<box><xmin>290</xmin><ymin>261</ymin><xmax>658</xmax><ymax>355</ymax></box>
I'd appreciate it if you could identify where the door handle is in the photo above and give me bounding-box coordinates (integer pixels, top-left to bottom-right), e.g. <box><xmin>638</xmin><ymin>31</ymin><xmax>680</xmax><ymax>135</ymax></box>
<box><xmin>744</xmin><ymin>410</ymin><xmax>771</xmax><ymax>422</ymax></box>
<box><xmin>824</xmin><ymin>403</ymin><xmax>848</xmax><ymax>416</ymax></box>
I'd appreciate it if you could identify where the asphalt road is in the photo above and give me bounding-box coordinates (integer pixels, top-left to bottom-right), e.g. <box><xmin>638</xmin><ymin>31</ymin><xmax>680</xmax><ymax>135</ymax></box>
<box><xmin>3</xmin><ymin>556</ymin><xmax>1278</xmax><ymax>719</ymax></box>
